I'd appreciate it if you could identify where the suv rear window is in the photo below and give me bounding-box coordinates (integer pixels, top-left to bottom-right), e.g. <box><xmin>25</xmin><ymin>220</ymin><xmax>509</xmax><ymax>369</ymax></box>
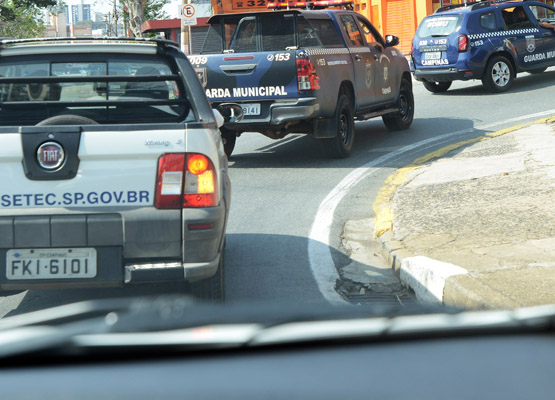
<box><xmin>416</xmin><ymin>15</ymin><xmax>463</xmax><ymax>38</ymax></box>
<box><xmin>0</xmin><ymin>55</ymin><xmax>193</xmax><ymax>126</ymax></box>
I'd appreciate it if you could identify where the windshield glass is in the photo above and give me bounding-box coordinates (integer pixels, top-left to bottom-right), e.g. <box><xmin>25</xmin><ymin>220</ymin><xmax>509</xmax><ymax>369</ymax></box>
<box><xmin>416</xmin><ymin>15</ymin><xmax>463</xmax><ymax>37</ymax></box>
<box><xmin>0</xmin><ymin>1</ymin><xmax>554</xmax><ymax>380</ymax></box>
<box><xmin>200</xmin><ymin>13</ymin><xmax>316</xmax><ymax>53</ymax></box>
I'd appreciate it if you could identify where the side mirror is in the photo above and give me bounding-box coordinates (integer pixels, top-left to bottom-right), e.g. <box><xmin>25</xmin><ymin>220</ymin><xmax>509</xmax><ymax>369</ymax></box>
<box><xmin>216</xmin><ymin>103</ymin><xmax>244</xmax><ymax>124</ymax></box>
<box><xmin>385</xmin><ymin>35</ymin><xmax>399</xmax><ymax>47</ymax></box>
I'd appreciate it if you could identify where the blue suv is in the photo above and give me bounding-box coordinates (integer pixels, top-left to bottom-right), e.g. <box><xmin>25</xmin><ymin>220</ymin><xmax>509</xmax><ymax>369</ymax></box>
<box><xmin>411</xmin><ymin>0</ymin><xmax>555</xmax><ymax>93</ymax></box>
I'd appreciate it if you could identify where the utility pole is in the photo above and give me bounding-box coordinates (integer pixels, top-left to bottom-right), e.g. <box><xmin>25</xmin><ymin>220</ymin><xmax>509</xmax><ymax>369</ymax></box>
<box><xmin>181</xmin><ymin>0</ymin><xmax>194</xmax><ymax>54</ymax></box>
<box><xmin>105</xmin><ymin>12</ymin><xmax>111</xmax><ymax>36</ymax></box>
<box><xmin>113</xmin><ymin>0</ymin><xmax>119</xmax><ymax>36</ymax></box>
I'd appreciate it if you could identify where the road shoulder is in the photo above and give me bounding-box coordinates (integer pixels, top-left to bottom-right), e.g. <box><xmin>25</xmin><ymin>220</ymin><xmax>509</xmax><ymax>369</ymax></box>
<box><xmin>371</xmin><ymin>117</ymin><xmax>555</xmax><ymax>309</ymax></box>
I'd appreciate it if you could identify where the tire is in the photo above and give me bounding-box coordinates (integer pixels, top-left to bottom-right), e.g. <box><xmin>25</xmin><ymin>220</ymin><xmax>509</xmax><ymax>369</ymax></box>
<box><xmin>220</xmin><ymin>127</ymin><xmax>236</xmax><ymax>158</ymax></box>
<box><xmin>319</xmin><ymin>94</ymin><xmax>355</xmax><ymax>158</ymax></box>
<box><xmin>190</xmin><ymin>250</ymin><xmax>225</xmax><ymax>302</ymax></box>
<box><xmin>36</xmin><ymin>114</ymin><xmax>99</xmax><ymax>126</ymax></box>
<box><xmin>382</xmin><ymin>78</ymin><xmax>415</xmax><ymax>131</ymax></box>
<box><xmin>422</xmin><ymin>81</ymin><xmax>452</xmax><ymax>93</ymax></box>
<box><xmin>482</xmin><ymin>55</ymin><xmax>514</xmax><ymax>93</ymax></box>
<box><xmin>529</xmin><ymin>67</ymin><xmax>547</xmax><ymax>74</ymax></box>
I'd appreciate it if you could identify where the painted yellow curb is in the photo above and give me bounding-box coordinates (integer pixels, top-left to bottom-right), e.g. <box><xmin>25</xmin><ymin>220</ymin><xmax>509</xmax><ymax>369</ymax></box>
<box><xmin>372</xmin><ymin>116</ymin><xmax>555</xmax><ymax>238</ymax></box>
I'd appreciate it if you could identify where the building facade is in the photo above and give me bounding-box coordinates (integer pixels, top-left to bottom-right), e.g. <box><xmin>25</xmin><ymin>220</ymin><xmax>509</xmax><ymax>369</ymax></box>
<box><xmin>44</xmin><ymin>1</ymin><xmax>93</xmax><ymax>38</ymax></box>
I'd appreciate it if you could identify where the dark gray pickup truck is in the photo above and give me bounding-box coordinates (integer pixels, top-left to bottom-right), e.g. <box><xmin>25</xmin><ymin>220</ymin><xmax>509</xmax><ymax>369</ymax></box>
<box><xmin>190</xmin><ymin>0</ymin><xmax>414</xmax><ymax>158</ymax></box>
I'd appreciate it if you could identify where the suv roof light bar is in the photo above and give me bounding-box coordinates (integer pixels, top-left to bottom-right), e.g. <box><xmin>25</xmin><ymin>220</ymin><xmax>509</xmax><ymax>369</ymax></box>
<box><xmin>470</xmin><ymin>0</ymin><xmax>521</xmax><ymax>11</ymax></box>
<box><xmin>0</xmin><ymin>36</ymin><xmax>179</xmax><ymax>50</ymax></box>
<box><xmin>435</xmin><ymin>1</ymin><xmax>478</xmax><ymax>13</ymax></box>
<box><xmin>267</xmin><ymin>0</ymin><xmax>354</xmax><ymax>10</ymax></box>
<box><xmin>435</xmin><ymin>0</ymin><xmax>521</xmax><ymax>14</ymax></box>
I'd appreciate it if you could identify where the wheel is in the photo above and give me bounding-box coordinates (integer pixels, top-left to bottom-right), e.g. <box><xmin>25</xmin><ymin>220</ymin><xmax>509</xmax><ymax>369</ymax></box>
<box><xmin>529</xmin><ymin>67</ymin><xmax>547</xmax><ymax>74</ymax></box>
<box><xmin>319</xmin><ymin>94</ymin><xmax>355</xmax><ymax>158</ymax></box>
<box><xmin>220</xmin><ymin>127</ymin><xmax>236</xmax><ymax>158</ymax></box>
<box><xmin>190</xmin><ymin>250</ymin><xmax>225</xmax><ymax>302</ymax></box>
<box><xmin>482</xmin><ymin>55</ymin><xmax>514</xmax><ymax>93</ymax></box>
<box><xmin>36</xmin><ymin>114</ymin><xmax>99</xmax><ymax>126</ymax></box>
<box><xmin>383</xmin><ymin>78</ymin><xmax>415</xmax><ymax>131</ymax></box>
<box><xmin>422</xmin><ymin>81</ymin><xmax>452</xmax><ymax>93</ymax></box>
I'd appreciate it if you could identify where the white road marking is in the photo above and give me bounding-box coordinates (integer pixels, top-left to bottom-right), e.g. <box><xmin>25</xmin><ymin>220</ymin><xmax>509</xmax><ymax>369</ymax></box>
<box><xmin>308</xmin><ymin>109</ymin><xmax>555</xmax><ymax>304</ymax></box>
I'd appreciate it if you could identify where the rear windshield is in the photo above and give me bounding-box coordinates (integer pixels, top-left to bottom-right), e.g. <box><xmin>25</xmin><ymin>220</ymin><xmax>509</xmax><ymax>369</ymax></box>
<box><xmin>0</xmin><ymin>54</ymin><xmax>194</xmax><ymax>126</ymax></box>
<box><xmin>200</xmin><ymin>13</ymin><xmax>324</xmax><ymax>53</ymax></box>
<box><xmin>416</xmin><ymin>15</ymin><xmax>464</xmax><ymax>38</ymax></box>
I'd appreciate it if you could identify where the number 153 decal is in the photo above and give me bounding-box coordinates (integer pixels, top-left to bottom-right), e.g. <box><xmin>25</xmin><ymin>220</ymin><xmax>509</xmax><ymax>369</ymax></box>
<box><xmin>267</xmin><ymin>53</ymin><xmax>291</xmax><ymax>62</ymax></box>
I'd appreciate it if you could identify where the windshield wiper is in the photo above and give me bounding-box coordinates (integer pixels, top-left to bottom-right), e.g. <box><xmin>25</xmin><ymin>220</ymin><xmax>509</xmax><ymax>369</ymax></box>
<box><xmin>0</xmin><ymin>296</ymin><xmax>553</xmax><ymax>359</ymax></box>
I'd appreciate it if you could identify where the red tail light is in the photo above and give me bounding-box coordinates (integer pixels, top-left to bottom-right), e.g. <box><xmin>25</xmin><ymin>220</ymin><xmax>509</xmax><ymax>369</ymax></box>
<box><xmin>458</xmin><ymin>34</ymin><xmax>468</xmax><ymax>52</ymax></box>
<box><xmin>154</xmin><ymin>153</ymin><xmax>218</xmax><ymax>209</ymax></box>
<box><xmin>297</xmin><ymin>57</ymin><xmax>320</xmax><ymax>91</ymax></box>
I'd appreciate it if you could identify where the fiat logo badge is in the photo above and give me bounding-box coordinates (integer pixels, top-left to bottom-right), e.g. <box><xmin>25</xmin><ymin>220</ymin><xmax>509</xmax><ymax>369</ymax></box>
<box><xmin>37</xmin><ymin>141</ymin><xmax>65</xmax><ymax>170</ymax></box>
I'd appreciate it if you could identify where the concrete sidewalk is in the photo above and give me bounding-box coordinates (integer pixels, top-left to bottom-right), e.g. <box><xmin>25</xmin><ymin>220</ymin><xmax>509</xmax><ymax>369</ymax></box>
<box><xmin>373</xmin><ymin>117</ymin><xmax>555</xmax><ymax>309</ymax></box>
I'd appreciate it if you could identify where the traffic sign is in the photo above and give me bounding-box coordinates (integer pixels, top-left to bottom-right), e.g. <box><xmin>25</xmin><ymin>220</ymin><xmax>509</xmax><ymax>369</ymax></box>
<box><xmin>181</xmin><ymin>4</ymin><xmax>197</xmax><ymax>26</ymax></box>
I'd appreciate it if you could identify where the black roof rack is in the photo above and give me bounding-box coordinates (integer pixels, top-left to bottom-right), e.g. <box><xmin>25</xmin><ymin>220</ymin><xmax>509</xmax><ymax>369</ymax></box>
<box><xmin>470</xmin><ymin>0</ymin><xmax>516</xmax><ymax>11</ymax></box>
<box><xmin>0</xmin><ymin>36</ymin><xmax>179</xmax><ymax>50</ymax></box>
<box><xmin>435</xmin><ymin>0</ymin><xmax>519</xmax><ymax>14</ymax></box>
<box><xmin>435</xmin><ymin>1</ymin><xmax>477</xmax><ymax>13</ymax></box>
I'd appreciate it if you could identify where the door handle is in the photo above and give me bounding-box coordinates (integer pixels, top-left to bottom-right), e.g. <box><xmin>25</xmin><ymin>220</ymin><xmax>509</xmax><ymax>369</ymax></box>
<box><xmin>544</xmin><ymin>32</ymin><xmax>552</xmax><ymax>36</ymax></box>
<box><xmin>507</xmin><ymin>37</ymin><xmax>517</xmax><ymax>41</ymax></box>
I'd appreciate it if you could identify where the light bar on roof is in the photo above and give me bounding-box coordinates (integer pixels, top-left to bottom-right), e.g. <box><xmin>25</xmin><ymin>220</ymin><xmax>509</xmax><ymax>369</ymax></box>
<box><xmin>267</xmin><ymin>0</ymin><xmax>353</xmax><ymax>10</ymax></box>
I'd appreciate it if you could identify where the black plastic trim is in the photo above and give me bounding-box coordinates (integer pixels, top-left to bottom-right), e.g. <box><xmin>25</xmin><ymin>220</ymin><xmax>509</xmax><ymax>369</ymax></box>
<box><xmin>20</xmin><ymin>126</ymin><xmax>81</xmax><ymax>181</ymax></box>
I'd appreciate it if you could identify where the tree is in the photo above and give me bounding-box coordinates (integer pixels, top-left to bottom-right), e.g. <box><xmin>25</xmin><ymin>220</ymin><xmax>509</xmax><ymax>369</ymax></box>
<box><xmin>122</xmin><ymin>0</ymin><xmax>169</xmax><ymax>38</ymax></box>
<box><xmin>122</xmin><ymin>0</ymin><xmax>148</xmax><ymax>37</ymax></box>
<box><xmin>144</xmin><ymin>0</ymin><xmax>170</xmax><ymax>21</ymax></box>
<box><xmin>0</xmin><ymin>0</ymin><xmax>56</xmax><ymax>38</ymax></box>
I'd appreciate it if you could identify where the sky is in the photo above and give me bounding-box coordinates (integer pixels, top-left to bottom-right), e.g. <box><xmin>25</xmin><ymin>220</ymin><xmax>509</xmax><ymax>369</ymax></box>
<box><xmin>63</xmin><ymin>0</ymin><xmax>183</xmax><ymax>19</ymax></box>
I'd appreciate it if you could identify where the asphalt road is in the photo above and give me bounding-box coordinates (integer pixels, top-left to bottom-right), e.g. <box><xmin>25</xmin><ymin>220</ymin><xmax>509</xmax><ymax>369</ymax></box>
<box><xmin>224</xmin><ymin>67</ymin><xmax>555</xmax><ymax>304</ymax></box>
<box><xmin>2</xmin><ymin>67</ymin><xmax>555</xmax><ymax>316</ymax></box>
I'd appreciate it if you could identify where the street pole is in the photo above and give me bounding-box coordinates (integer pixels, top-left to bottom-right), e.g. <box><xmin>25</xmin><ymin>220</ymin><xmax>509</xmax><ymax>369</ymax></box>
<box><xmin>181</xmin><ymin>0</ymin><xmax>188</xmax><ymax>54</ymax></box>
<box><xmin>113</xmin><ymin>0</ymin><xmax>118</xmax><ymax>36</ymax></box>
<box><xmin>188</xmin><ymin>16</ymin><xmax>192</xmax><ymax>55</ymax></box>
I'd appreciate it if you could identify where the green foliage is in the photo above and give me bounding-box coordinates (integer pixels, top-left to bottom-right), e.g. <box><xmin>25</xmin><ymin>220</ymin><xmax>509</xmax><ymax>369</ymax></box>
<box><xmin>16</xmin><ymin>0</ymin><xmax>57</xmax><ymax>6</ymax></box>
<box><xmin>144</xmin><ymin>0</ymin><xmax>170</xmax><ymax>21</ymax></box>
<box><xmin>0</xmin><ymin>1</ymin><xmax>52</xmax><ymax>38</ymax></box>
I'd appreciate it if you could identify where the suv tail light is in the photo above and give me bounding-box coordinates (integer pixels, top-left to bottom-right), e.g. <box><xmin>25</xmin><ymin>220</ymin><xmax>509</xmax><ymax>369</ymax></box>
<box><xmin>458</xmin><ymin>34</ymin><xmax>469</xmax><ymax>52</ymax></box>
<box><xmin>154</xmin><ymin>153</ymin><xmax>218</xmax><ymax>209</ymax></box>
<box><xmin>296</xmin><ymin>56</ymin><xmax>320</xmax><ymax>91</ymax></box>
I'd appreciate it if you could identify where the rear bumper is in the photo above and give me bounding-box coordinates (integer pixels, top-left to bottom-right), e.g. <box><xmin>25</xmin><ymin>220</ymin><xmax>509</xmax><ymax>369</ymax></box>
<box><xmin>124</xmin><ymin>255</ymin><xmax>220</xmax><ymax>284</ymax></box>
<box><xmin>0</xmin><ymin>201</ymin><xmax>228</xmax><ymax>290</ymax></box>
<box><xmin>270</xmin><ymin>98</ymin><xmax>320</xmax><ymax>125</ymax></box>
<box><xmin>0</xmin><ymin>255</ymin><xmax>221</xmax><ymax>290</ymax></box>
<box><xmin>414</xmin><ymin>68</ymin><xmax>476</xmax><ymax>82</ymax></box>
<box><xmin>223</xmin><ymin>97</ymin><xmax>320</xmax><ymax>131</ymax></box>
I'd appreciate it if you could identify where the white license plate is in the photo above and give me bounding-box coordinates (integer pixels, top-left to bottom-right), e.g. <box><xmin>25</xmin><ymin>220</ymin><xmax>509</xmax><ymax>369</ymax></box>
<box><xmin>425</xmin><ymin>52</ymin><xmax>442</xmax><ymax>60</ymax></box>
<box><xmin>241</xmin><ymin>103</ymin><xmax>260</xmax><ymax>116</ymax></box>
<box><xmin>6</xmin><ymin>248</ymin><xmax>97</xmax><ymax>280</ymax></box>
